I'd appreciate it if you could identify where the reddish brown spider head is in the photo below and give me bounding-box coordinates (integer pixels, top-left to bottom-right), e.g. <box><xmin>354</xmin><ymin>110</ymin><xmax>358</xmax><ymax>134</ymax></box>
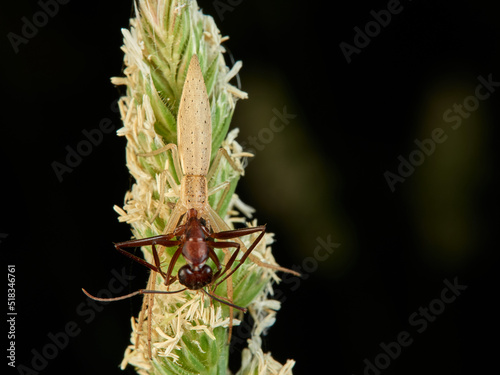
<box><xmin>178</xmin><ymin>264</ymin><xmax>213</xmax><ymax>289</ymax></box>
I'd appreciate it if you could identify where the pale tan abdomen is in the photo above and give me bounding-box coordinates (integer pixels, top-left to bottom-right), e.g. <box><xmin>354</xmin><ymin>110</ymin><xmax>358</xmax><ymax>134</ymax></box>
<box><xmin>177</xmin><ymin>55</ymin><xmax>212</xmax><ymax>176</ymax></box>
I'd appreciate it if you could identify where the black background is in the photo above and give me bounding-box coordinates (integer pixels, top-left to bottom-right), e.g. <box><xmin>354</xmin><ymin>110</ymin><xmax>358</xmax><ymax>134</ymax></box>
<box><xmin>1</xmin><ymin>0</ymin><xmax>498</xmax><ymax>374</ymax></box>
